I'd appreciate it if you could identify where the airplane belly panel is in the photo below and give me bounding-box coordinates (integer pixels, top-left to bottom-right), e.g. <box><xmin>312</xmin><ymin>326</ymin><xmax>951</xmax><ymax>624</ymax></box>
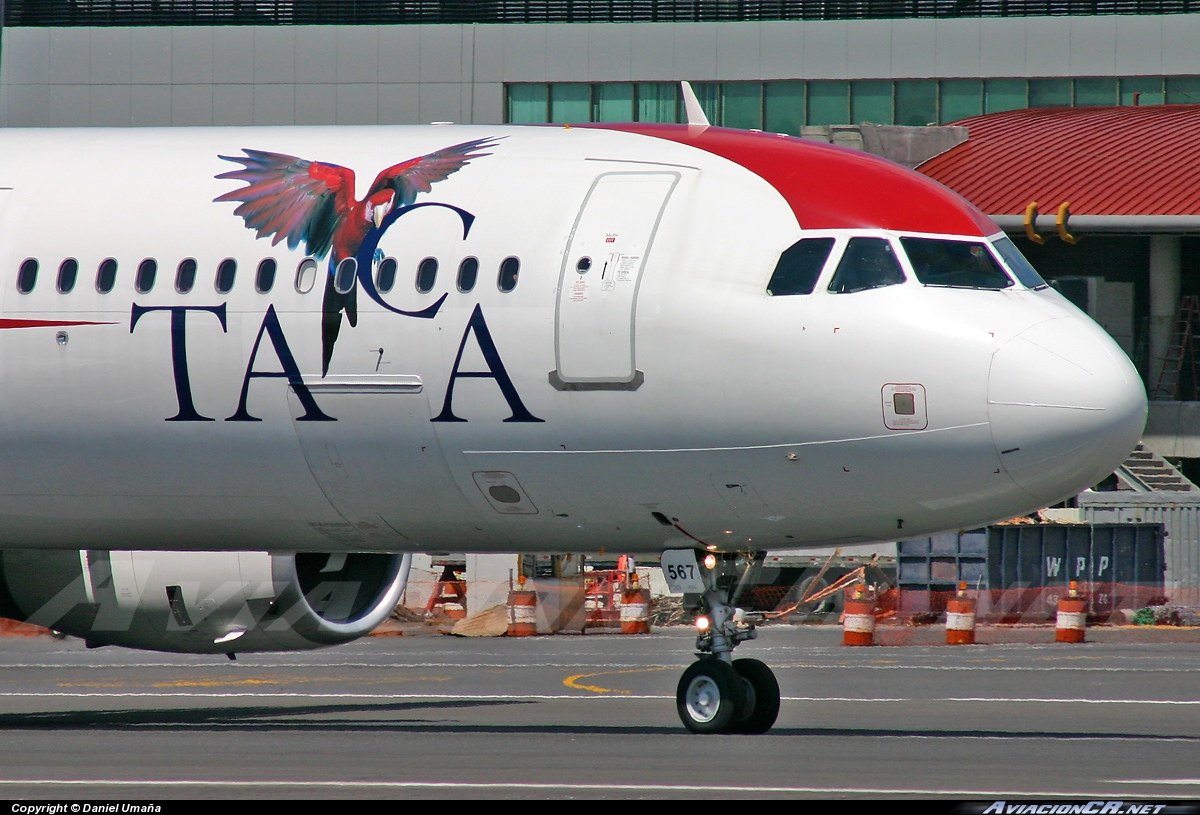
<box><xmin>288</xmin><ymin>385</ymin><xmax>493</xmax><ymax>550</ymax></box>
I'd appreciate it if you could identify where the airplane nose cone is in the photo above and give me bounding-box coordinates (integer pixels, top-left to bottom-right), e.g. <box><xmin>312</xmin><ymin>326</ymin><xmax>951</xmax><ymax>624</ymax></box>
<box><xmin>988</xmin><ymin>317</ymin><xmax>1147</xmax><ymax>503</ymax></box>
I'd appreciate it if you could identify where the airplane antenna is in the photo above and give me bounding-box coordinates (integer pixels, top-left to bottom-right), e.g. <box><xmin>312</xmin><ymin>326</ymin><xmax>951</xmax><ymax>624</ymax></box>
<box><xmin>680</xmin><ymin>81</ymin><xmax>711</xmax><ymax>128</ymax></box>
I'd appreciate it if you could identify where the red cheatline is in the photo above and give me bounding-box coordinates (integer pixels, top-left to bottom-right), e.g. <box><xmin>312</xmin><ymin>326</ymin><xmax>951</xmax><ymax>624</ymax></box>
<box><xmin>0</xmin><ymin>319</ymin><xmax>116</xmax><ymax>329</ymax></box>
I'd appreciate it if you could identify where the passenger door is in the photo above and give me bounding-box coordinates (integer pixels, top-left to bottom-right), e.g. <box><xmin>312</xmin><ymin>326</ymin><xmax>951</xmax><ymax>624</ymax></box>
<box><xmin>553</xmin><ymin>171</ymin><xmax>680</xmax><ymax>389</ymax></box>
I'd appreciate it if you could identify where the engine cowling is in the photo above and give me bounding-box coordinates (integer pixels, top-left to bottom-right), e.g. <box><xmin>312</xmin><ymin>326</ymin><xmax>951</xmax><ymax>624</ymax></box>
<box><xmin>0</xmin><ymin>549</ymin><xmax>410</xmax><ymax>654</ymax></box>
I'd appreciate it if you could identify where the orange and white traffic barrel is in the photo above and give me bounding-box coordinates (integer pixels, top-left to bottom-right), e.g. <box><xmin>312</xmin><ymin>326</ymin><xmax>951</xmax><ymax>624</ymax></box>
<box><xmin>1055</xmin><ymin>581</ymin><xmax>1087</xmax><ymax>643</ymax></box>
<box><xmin>842</xmin><ymin>584</ymin><xmax>875</xmax><ymax>646</ymax></box>
<box><xmin>507</xmin><ymin>574</ymin><xmax>538</xmax><ymax>637</ymax></box>
<box><xmin>432</xmin><ymin>579</ymin><xmax>467</xmax><ymax>620</ymax></box>
<box><xmin>945</xmin><ymin>582</ymin><xmax>976</xmax><ymax>645</ymax></box>
<box><xmin>619</xmin><ymin>573</ymin><xmax>651</xmax><ymax>634</ymax></box>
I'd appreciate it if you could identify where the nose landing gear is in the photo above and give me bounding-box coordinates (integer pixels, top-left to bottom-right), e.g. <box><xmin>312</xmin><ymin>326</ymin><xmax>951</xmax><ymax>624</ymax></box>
<box><xmin>664</xmin><ymin>549</ymin><xmax>782</xmax><ymax>734</ymax></box>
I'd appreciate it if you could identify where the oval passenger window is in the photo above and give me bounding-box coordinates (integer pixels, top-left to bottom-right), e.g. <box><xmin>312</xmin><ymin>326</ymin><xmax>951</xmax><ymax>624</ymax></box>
<box><xmin>295</xmin><ymin>258</ymin><xmax>317</xmax><ymax>294</ymax></box>
<box><xmin>176</xmin><ymin>258</ymin><xmax>197</xmax><ymax>294</ymax></box>
<box><xmin>334</xmin><ymin>257</ymin><xmax>357</xmax><ymax>294</ymax></box>
<box><xmin>57</xmin><ymin>258</ymin><xmax>78</xmax><ymax>294</ymax></box>
<box><xmin>16</xmin><ymin>258</ymin><xmax>37</xmax><ymax>294</ymax></box>
<box><xmin>415</xmin><ymin>257</ymin><xmax>438</xmax><ymax>294</ymax></box>
<box><xmin>376</xmin><ymin>257</ymin><xmax>397</xmax><ymax>293</ymax></box>
<box><xmin>215</xmin><ymin>258</ymin><xmax>237</xmax><ymax>294</ymax></box>
<box><xmin>498</xmin><ymin>257</ymin><xmax>519</xmax><ymax>292</ymax></box>
<box><xmin>96</xmin><ymin>258</ymin><xmax>118</xmax><ymax>294</ymax></box>
<box><xmin>135</xmin><ymin>258</ymin><xmax>157</xmax><ymax>294</ymax></box>
<box><xmin>457</xmin><ymin>257</ymin><xmax>478</xmax><ymax>293</ymax></box>
<box><xmin>256</xmin><ymin>258</ymin><xmax>277</xmax><ymax>294</ymax></box>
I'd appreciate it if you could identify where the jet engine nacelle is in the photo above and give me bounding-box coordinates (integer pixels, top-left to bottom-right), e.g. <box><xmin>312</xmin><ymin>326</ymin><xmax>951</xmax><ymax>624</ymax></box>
<box><xmin>0</xmin><ymin>549</ymin><xmax>410</xmax><ymax>654</ymax></box>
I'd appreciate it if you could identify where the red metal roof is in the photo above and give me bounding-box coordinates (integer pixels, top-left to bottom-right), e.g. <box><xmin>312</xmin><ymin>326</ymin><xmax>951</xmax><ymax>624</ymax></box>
<box><xmin>918</xmin><ymin>105</ymin><xmax>1200</xmax><ymax>217</ymax></box>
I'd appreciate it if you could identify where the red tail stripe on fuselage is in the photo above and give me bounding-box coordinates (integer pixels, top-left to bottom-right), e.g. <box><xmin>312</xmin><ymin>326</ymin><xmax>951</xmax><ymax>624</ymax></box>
<box><xmin>586</xmin><ymin>123</ymin><xmax>997</xmax><ymax>236</ymax></box>
<box><xmin>0</xmin><ymin>319</ymin><xmax>115</xmax><ymax>329</ymax></box>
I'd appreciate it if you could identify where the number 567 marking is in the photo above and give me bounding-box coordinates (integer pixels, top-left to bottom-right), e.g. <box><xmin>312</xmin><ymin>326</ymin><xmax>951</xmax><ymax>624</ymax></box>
<box><xmin>660</xmin><ymin>549</ymin><xmax>706</xmax><ymax>594</ymax></box>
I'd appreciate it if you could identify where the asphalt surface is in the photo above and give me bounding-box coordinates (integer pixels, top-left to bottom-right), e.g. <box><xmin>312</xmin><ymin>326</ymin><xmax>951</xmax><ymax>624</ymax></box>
<box><xmin>0</xmin><ymin>625</ymin><xmax>1199</xmax><ymax>799</ymax></box>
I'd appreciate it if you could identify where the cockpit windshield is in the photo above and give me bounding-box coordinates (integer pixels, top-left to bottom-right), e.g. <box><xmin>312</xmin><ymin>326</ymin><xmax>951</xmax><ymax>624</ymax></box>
<box><xmin>767</xmin><ymin>237</ymin><xmax>835</xmax><ymax>296</ymax></box>
<box><xmin>900</xmin><ymin>237</ymin><xmax>1013</xmax><ymax>290</ymax></box>
<box><xmin>827</xmin><ymin>237</ymin><xmax>906</xmax><ymax>294</ymax></box>
<box><xmin>991</xmin><ymin>236</ymin><xmax>1049</xmax><ymax>289</ymax></box>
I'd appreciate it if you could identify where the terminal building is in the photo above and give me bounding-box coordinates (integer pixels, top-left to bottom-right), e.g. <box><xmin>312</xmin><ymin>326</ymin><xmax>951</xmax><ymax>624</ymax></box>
<box><xmin>3</xmin><ymin>1</ymin><xmax>1200</xmax><ymax>591</ymax></box>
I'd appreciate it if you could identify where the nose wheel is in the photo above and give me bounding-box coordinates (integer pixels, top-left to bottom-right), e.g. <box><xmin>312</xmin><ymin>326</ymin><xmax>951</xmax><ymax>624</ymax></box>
<box><xmin>675</xmin><ymin>657</ymin><xmax>780</xmax><ymax>734</ymax></box>
<box><xmin>677</xmin><ymin>659</ymin><xmax>743</xmax><ymax>733</ymax></box>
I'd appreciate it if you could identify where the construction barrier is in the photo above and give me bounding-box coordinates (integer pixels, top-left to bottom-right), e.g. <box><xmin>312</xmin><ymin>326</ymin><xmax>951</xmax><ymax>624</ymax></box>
<box><xmin>507</xmin><ymin>575</ymin><xmax>538</xmax><ymax>637</ymax></box>
<box><xmin>584</xmin><ymin>570</ymin><xmax>623</xmax><ymax>630</ymax></box>
<box><xmin>424</xmin><ymin>565</ymin><xmax>467</xmax><ymax>620</ymax></box>
<box><xmin>894</xmin><ymin>582</ymin><xmax>1167</xmax><ymax>624</ymax></box>
<box><xmin>842</xmin><ymin>584</ymin><xmax>876</xmax><ymax>646</ymax></box>
<box><xmin>0</xmin><ymin>618</ymin><xmax>51</xmax><ymax>637</ymax></box>
<box><xmin>1056</xmin><ymin>581</ymin><xmax>1087</xmax><ymax>643</ymax></box>
<box><xmin>619</xmin><ymin>574</ymin><xmax>651</xmax><ymax>634</ymax></box>
<box><xmin>945</xmin><ymin>582</ymin><xmax>976</xmax><ymax>645</ymax></box>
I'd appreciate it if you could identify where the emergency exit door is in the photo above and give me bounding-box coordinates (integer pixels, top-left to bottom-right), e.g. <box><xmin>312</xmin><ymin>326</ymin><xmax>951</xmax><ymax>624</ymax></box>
<box><xmin>553</xmin><ymin>171</ymin><xmax>680</xmax><ymax>388</ymax></box>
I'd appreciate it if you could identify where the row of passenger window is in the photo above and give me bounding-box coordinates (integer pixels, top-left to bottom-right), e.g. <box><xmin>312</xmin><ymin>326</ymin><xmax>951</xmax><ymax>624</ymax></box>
<box><xmin>766</xmin><ymin>235</ymin><xmax>1046</xmax><ymax>297</ymax></box>
<box><xmin>15</xmin><ymin>255</ymin><xmax>522</xmax><ymax>296</ymax></box>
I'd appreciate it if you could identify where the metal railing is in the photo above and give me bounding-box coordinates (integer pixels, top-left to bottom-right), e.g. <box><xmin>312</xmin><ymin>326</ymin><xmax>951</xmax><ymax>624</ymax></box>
<box><xmin>5</xmin><ymin>1</ymin><xmax>1200</xmax><ymax>27</ymax></box>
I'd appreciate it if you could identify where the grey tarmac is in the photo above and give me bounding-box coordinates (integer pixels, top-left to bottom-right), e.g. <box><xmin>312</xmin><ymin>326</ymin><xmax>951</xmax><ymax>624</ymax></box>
<box><xmin>0</xmin><ymin>626</ymin><xmax>1198</xmax><ymax>799</ymax></box>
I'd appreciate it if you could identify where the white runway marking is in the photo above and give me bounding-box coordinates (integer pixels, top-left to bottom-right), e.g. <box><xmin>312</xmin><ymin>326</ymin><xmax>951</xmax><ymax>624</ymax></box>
<box><xmin>0</xmin><ymin>691</ymin><xmax>1197</xmax><ymax>704</ymax></box>
<box><xmin>4</xmin><ymin>661</ymin><xmax>1200</xmax><ymax>673</ymax></box>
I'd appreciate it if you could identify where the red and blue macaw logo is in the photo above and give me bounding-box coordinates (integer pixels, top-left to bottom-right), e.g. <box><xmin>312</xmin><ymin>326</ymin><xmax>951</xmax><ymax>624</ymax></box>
<box><xmin>214</xmin><ymin>137</ymin><xmax>499</xmax><ymax>375</ymax></box>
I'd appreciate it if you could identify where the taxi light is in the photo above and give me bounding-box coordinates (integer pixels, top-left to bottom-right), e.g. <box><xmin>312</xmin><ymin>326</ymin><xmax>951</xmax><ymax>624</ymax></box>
<box><xmin>703</xmin><ymin>554</ymin><xmax>717</xmax><ymax>570</ymax></box>
<box><xmin>695</xmin><ymin>615</ymin><xmax>710</xmax><ymax>631</ymax></box>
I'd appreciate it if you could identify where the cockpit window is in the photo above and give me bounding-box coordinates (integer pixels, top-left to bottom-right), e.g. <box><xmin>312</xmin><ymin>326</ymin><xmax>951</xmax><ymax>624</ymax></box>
<box><xmin>900</xmin><ymin>237</ymin><xmax>1013</xmax><ymax>290</ymax></box>
<box><xmin>827</xmin><ymin>237</ymin><xmax>906</xmax><ymax>294</ymax></box>
<box><xmin>767</xmin><ymin>238</ymin><xmax>834</xmax><ymax>296</ymax></box>
<box><xmin>992</xmin><ymin>236</ymin><xmax>1049</xmax><ymax>289</ymax></box>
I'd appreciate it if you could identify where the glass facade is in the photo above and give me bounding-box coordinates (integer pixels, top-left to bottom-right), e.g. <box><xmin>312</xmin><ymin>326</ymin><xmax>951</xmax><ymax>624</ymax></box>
<box><xmin>507</xmin><ymin>76</ymin><xmax>1200</xmax><ymax>132</ymax></box>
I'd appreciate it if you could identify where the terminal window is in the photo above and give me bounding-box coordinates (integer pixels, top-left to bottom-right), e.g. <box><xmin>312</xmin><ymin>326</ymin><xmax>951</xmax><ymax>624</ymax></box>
<box><xmin>506</xmin><ymin>75</ymin><xmax>1200</xmax><ymax>132</ymax></box>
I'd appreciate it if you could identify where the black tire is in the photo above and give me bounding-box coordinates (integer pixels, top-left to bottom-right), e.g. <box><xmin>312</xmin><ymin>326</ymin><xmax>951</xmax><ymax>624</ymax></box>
<box><xmin>676</xmin><ymin>659</ymin><xmax>745</xmax><ymax>734</ymax></box>
<box><xmin>727</xmin><ymin>658</ymin><xmax>781</xmax><ymax>734</ymax></box>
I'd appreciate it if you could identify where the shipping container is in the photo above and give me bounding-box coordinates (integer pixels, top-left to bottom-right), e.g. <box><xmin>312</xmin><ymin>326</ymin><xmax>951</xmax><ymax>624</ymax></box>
<box><xmin>987</xmin><ymin>523</ymin><xmax>1165</xmax><ymax>620</ymax></box>
<box><xmin>896</xmin><ymin>523</ymin><xmax>1165</xmax><ymax>619</ymax></box>
<box><xmin>1077</xmin><ymin>491</ymin><xmax>1200</xmax><ymax>601</ymax></box>
<box><xmin>897</xmin><ymin>531</ymin><xmax>987</xmax><ymax>613</ymax></box>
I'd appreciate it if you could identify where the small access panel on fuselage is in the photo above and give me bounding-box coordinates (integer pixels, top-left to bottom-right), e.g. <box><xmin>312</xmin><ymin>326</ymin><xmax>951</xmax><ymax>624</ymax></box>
<box><xmin>552</xmin><ymin>171</ymin><xmax>680</xmax><ymax>389</ymax></box>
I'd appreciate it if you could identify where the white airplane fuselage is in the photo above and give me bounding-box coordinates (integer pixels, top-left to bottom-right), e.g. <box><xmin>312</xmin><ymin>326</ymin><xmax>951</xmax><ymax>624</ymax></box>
<box><xmin>0</xmin><ymin>123</ymin><xmax>1146</xmax><ymax>556</ymax></box>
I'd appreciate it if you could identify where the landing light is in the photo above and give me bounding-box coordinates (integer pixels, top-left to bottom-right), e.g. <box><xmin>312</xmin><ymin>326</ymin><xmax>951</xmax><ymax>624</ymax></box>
<box><xmin>695</xmin><ymin>616</ymin><xmax>710</xmax><ymax>631</ymax></box>
<box><xmin>703</xmin><ymin>554</ymin><xmax>717</xmax><ymax>570</ymax></box>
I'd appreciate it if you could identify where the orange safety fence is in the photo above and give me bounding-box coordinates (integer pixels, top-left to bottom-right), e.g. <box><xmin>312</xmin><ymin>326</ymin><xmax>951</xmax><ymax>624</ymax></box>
<box><xmin>584</xmin><ymin>570</ymin><xmax>624</xmax><ymax>629</ymax></box>
<box><xmin>0</xmin><ymin>618</ymin><xmax>51</xmax><ymax>637</ymax></box>
<box><xmin>898</xmin><ymin>583</ymin><xmax>1173</xmax><ymax>624</ymax></box>
<box><xmin>736</xmin><ymin>580</ymin><xmax>1187</xmax><ymax>626</ymax></box>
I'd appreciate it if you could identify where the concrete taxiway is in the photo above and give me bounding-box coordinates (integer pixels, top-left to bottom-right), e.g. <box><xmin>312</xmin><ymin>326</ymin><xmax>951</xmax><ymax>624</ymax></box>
<box><xmin>0</xmin><ymin>626</ymin><xmax>1198</xmax><ymax>799</ymax></box>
